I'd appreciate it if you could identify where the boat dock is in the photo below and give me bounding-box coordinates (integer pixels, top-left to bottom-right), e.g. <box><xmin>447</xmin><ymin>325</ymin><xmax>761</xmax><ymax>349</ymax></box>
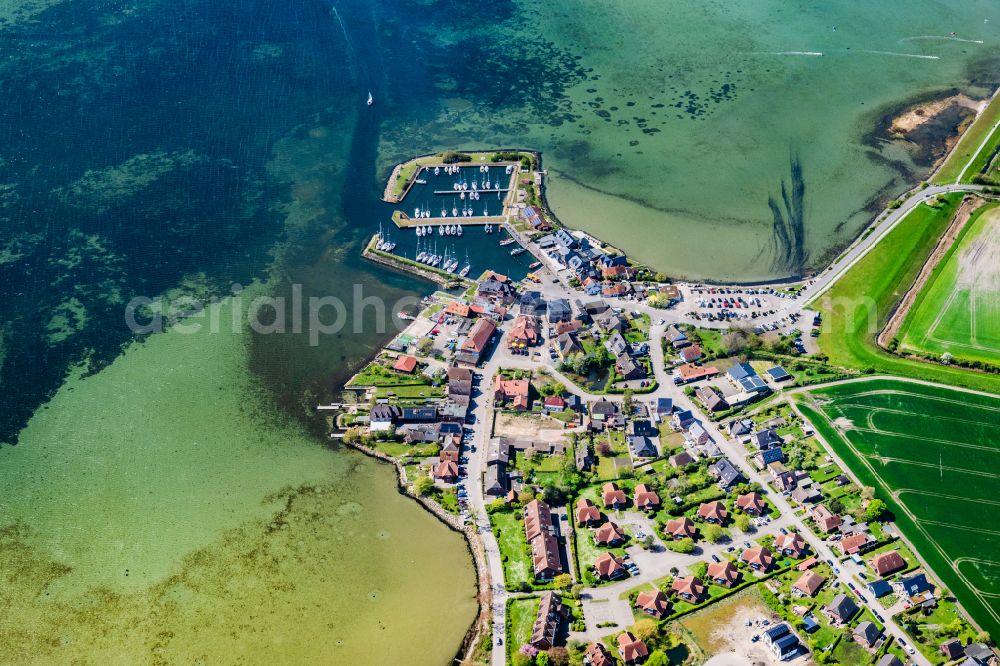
<box><xmin>391</xmin><ymin>211</ymin><xmax>507</xmax><ymax>228</ymax></box>
<box><xmin>431</xmin><ymin>188</ymin><xmax>510</xmax><ymax>195</ymax></box>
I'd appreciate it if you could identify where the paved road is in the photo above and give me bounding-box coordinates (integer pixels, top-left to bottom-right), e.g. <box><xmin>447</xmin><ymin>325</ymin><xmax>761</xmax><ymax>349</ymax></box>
<box><xmin>797</xmin><ymin>183</ymin><xmax>983</xmax><ymax>305</ymax></box>
<box><xmin>460</xmin><ymin>181</ymin><xmax>995</xmax><ymax>661</ymax></box>
<box><xmin>462</xmin><ymin>310</ymin><xmax>931</xmax><ymax>664</ymax></box>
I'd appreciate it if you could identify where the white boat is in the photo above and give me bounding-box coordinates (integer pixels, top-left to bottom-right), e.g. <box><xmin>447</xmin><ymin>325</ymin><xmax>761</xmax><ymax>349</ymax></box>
<box><xmin>452</xmin><ymin>204</ymin><xmax>458</xmax><ymax>216</ymax></box>
<box><xmin>510</xmin><ymin>247</ymin><xmax>525</xmax><ymax>256</ymax></box>
<box><xmin>444</xmin><ymin>225</ymin><xmax>451</xmax><ymax>236</ymax></box>
<box><xmin>367</xmin><ymin>91</ymin><xmax>373</xmax><ymax>106</ymax></box>
<box><xmin>456</xmin><ymin>225</ymin><xmax>463</xmax><ymax>236</ymax></box>
<box><xmin>459</xmin><ymin>264</ymin><xmax>471</xmax><ymax>277</ymax></box>
<box><xmin>438</xmin><ymin>225</ymin><xmax>444</xmax><ymax>235</ymax></box>
<box><xmin>413</xmin><ymin>207</ymin><xmax>420</xmax><ymax>218</ymax></box>
<box><xmin>415</xmin><ymin>178</ymin><xmax>427</xmax><ymax>185</ymax></box>
<box><xmin>416</xmin><ymin>251</ymin><xmax>427</xmax><ymax>262</ymax></box>
<box><xmin>434</xmin><ymin>166</ymin><xmax>440</xmax><ymax>175</ymax></box>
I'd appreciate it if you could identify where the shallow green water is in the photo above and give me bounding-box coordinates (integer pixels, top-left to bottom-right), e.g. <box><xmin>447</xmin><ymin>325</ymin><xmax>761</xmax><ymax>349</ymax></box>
<box><xmin>380</xmin><ymin>0</ymin><xmax>1000</xmax><ymax>280</ymax></box>
<box><xmin>3</xmin><ymin>0</ymin><xmax>1000</xmax><ymax>661</ymax></box>
<box><xmin>0</xmin><ymin>292</ymin><xmax>477</xmax><ymax>664</ymax></box>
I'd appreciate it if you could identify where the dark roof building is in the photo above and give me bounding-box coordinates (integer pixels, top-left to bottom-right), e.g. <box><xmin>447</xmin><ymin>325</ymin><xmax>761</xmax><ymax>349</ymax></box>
<box><xmin>529</xmin><ymin>591</ymin><xmax>565</xmax><ymax>650</ymax></box>
<box><xmin>713</xmin><ymin>458</ymin><xmax>744</xmax><ymax>489</ymax></box>
<box><xmin>826</xmin><ymin>594</ymin><xmax>859</xmax><ymax>624</ymax></box>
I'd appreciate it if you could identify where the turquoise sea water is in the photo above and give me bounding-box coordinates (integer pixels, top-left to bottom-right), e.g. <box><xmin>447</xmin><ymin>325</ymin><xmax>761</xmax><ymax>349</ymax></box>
<box><xmin>2</xmin><ymin>0</ymin><xmax>1000</xmax><ymax>661</ymax></box>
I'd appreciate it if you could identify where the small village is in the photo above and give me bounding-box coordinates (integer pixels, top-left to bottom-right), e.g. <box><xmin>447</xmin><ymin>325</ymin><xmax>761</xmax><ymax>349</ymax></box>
<box><xmin>333</xmin><ymin>153</ymin><xmax>998</xmax><ymax>666</ymax></box>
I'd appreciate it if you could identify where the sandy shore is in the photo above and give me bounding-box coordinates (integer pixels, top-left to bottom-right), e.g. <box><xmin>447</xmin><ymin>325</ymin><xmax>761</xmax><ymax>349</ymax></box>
<box><xmin>889</xmin><ymin>94</ymin><xmax>985</xmax><ymax>135</ymax></box>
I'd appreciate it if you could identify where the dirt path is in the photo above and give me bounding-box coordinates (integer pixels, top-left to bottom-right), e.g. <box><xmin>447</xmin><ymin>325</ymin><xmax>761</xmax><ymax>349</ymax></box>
<box><xmin>878</xmin><ymin>195</ymin><xmax>984</xmax><ymax>348</ymax></box>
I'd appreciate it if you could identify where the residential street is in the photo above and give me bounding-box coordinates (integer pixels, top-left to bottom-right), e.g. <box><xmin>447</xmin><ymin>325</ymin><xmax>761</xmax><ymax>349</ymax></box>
<box><xmin>460</xmin><ymin>305</ymin><xmax>933</xmax><ymax>666</ymax></box>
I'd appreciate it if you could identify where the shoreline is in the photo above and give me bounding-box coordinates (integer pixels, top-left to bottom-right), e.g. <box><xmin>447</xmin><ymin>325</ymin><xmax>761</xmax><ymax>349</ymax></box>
<box><xmin>338</xmin><ymin>437</ymin><xmax>491</xmax><ymax>666</ymax></box>
<box><xmin>343</xmin><ymin>86</ymin><xmax>1000</xmax><ymax>662</ymax></box>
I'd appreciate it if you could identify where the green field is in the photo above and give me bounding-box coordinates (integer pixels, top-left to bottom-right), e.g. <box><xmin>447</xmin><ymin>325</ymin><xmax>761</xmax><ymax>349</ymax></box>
<box><xmin>933</xmin><ymin>93</ymin><xmax>1000</xmax><ymax>185</ymax></box>
<box><xmin>811</xmin><ymin>193</ymin><xmax>1000</xmax><ymax>395</ymax></box>
<box><xmin>793</xmin><ymin>378</ymin><xmax>1000</xmax><ymax>639</ymax></box>
<box><xmin>898</xmin><ymin>206</ymin><xmax>1000</xmax><ymax>367</ymax></box>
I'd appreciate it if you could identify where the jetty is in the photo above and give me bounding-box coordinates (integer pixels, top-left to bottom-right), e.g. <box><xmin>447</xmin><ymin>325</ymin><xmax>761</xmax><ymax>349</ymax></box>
<box><xmin>361</xmin><ymin>234</ymin><xmax>472</xmax><ymax>288</ymax></box>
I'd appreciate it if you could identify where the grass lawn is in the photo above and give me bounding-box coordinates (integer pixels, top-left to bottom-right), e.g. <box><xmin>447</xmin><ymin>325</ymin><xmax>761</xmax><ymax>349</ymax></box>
<box><xmin>899</xmin><ymin>598</ymin><xmax>979</xmax><ymax>664</ymax></box>
<box><xmin>896</xmin><ymin>204</ymin><xmax>1000</xmax><ymax>367</ymax></box>
<box><xmin>373</xmin><ymin>440</ymin><xmax>440</xmax><ymax>459</ymax></box>
<box><xmin>596</xmin><ymin>456</ymin><xmax>627</xmax><ymax>480</ymax></box>
<box><xmin>933</xmin><ymin>93</ymin><xmax>1000</xmax><ymax>184</ymax></box>
<box><xmin>490</xmin><ymin>509</ymin><xmax>535</xmax><ymax>590</ymax></box>
<box><xmin>505</xmin><ymin>596</ymin><xmax>539</xmax><ymax>660</ymax></box>
<box><xmin>810</xmin><ymin>192</ymin><xmax>1000</xmax><ymax>395</ymax></box>
<box><xmin>831</xmin><ymin>635</ymin><xmax>868</xmax><ymax>665</ymax></box>
<box><xmin>794</xmin><ymin>377</ymin><xmax>1000</xmax><ymax>640</ymax></box>
<box><xmin>374</xmin><ymin>384</ymin><xmax>443</xmax><ymax>400</ymax></box>
<box><xmin>575</xmin><ymin>524</ymin><xmax>630</xmax><ymax>578</ymax></box>
<box><xmin>348</xmin><ymin>362</ymin><xmax>428</xmax><ymax>388</ymax></box>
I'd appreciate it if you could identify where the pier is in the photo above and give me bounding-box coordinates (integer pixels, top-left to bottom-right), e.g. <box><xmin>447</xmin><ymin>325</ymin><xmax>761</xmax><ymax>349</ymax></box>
<box><xmin>391</xmin><ymin>210</ymin><xmax>507</xmax><ymax>228</ymax></box>
<box><xmin>431</xmin><ymin>188</ymin><xmax>510</xmax><ymax>195</ymax></box>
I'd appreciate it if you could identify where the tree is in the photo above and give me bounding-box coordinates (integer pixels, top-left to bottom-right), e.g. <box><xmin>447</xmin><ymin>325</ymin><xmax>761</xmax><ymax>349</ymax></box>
<box><xmin>342</xmin><ymin>427</ymin><xmax>366</xmax><ymax>446</ymax></box>
<box><xmin>828</xmin><ymin>497</ymin><xmax>845</xmax><ymax>515</ymax></box>
<box><xmin>702</xmin><ymin>523</ymin><xmax>725</xmax><ymax>544</ymax></box>
<box><xmin>632</xmin><ymin>618</ymin><xmax>659</xmax><ymax>642</ymax></box>
<box><xmin>596</xmin><ymin>441</ymin><xmax>613</xmax><ymax>457</ymax></box>
<box><xmin>417</xmin><ymin>337</ymin><xmax>434</xmax><ymax>355</ymax></box>
<box><xmin>535</xmin><ymin>651</ymin><xmax>550</xmax><ymax>666</ymax></box>
<box><xmin>865</xmin><ymin>499</ymin><xmax>888</xmax><ymax>522</ymax></box>
<box><xmin>553</xmin><ymin>573</ymin><xmax>572</xmax><ymax>590</ymax></box>
<box><xmin>668</xmin><ymin>537</ymin><xmax>695</xmax><ymax>554</ymax></box>
<box><xmin>547</xmin><ymin>647</ymin><xmax>569</xmax><ymax>666</ymax></box>
<box><xmin>735</xmin><ymin>514</ymin><xmax>752</xmax><ymax>533</ymax></box>
<box><xmin>511</xmin><ymin>651</ymin><xmax>534</xmax><ymax>666</ymax></box>
<box><xmin>622</xmin><ymin>389</ymin><xmax>635</xmax><ymax>416</ymax></box>
<box><xmin>414</xmin><ymin>476</ymin><xmax>435</xmax><ymax>497</ymax></box>
<box><xmin>975</xmin><ymin>630</ymin><xmax>992</xmax><ymax>644</ymax></box>
<box><xmin>646</xmin><ymin>650</ymin><xmax>670</xmax><ymax>666</ymax></box>
<box><xmin>692</xmin><ymin>561</ymin><xmax>709</xmax><ymax>579</ymax></box>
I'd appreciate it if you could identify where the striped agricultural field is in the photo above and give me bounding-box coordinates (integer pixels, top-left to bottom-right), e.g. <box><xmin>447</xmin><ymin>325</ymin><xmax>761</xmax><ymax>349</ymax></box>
<box><xmin>793</xmin><ymin>378</ymin><xmax>1000</xmax><ymax>638</ymax></box>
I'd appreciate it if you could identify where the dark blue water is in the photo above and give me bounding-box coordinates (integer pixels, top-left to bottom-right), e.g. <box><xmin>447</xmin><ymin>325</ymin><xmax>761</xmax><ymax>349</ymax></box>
<box><xmin>0</xmin><ymin>0</ymin><xmax>588</xmax><ymax>441</ymax></box>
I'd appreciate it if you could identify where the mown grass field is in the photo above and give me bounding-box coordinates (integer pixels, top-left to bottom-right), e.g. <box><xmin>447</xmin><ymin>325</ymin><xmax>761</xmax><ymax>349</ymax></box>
<box><xmin>793</xmin><ymin>378</ymin><xmax>1000</xmax><ymax>639</ymax></box>
<box><xmin>898</xmin><ymin>206</ymin><xmax>1000</xmax><ymax>367</ymax></box>
<box><xmin>811</xmin><ymin>193</ymin><xmax>1000</xmax><ymax>395</ymax></box>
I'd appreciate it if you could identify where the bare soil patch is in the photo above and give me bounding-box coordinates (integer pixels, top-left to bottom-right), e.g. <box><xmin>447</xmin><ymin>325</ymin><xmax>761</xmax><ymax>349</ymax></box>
<box><xmin>681</xmin><ymin>589</ymin><xmax>812</xmax><ymax>666</ymax></box>
<box><xmin>494</xmin><ymin>412</ymin><xmax>568</xmax><ymax>442</ymax></box>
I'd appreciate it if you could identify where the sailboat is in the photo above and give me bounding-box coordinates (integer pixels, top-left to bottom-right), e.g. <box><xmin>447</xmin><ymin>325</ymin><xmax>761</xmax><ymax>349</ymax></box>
<box><xmin>458</xmin><ymin>251</ymin><xmax>471</xmax><ymax>277</ymax></box>
<box><xmin>367</xmin><ymin>91</ymin><xmax>373</xmax><ymax>106</ymax></box>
